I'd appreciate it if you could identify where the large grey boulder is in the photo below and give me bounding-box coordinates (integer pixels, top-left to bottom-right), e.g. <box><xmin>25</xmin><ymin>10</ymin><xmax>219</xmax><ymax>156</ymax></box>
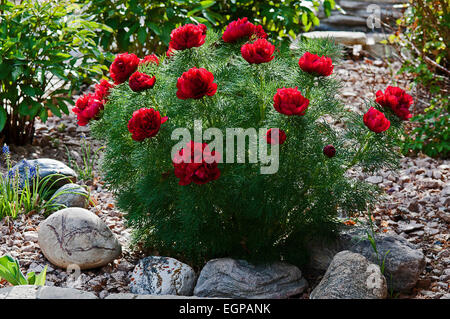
<box><xmin>52</xmin><ymin>184</ymin><xmax>89</xmax><ymax>208</ymax></box>
<box><xmin>194</xmin><ymin>258</ymin><xmax>308</xmax><ymax>299</ymax></box>
<box><xmin>0</xmin><ymin>285</ymin><xmax>97</xmax><ymax>299</ymax></box>
<box><xmin>308</xmin><ymin>226</ymin><xmax>426</xmax><ymax>292</ymax></box>
<box><xmin>310</xmin><ymin>251</ymin><xmax>387</xmax><ymax>299</ymax></box>
<box><xmin>38</xmin><ymin>208</ymin><xmax>121</xmax><ymax>270</ymax></box>
<box><xmin>130</xmin><ymin>256</ymin><xmax>197</xmax><ymax>296</ymax></box>
<box><xmin>11</xmin><ymin>158</ymin><xmax>76</xmax><ymax>188</ymax></box>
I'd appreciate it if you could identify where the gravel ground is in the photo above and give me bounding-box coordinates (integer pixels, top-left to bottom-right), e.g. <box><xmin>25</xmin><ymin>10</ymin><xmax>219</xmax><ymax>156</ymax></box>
<box><xmin>0</xmin><ymin>58</ymin><xmax>448</xmax><ymax>299</ymax></box>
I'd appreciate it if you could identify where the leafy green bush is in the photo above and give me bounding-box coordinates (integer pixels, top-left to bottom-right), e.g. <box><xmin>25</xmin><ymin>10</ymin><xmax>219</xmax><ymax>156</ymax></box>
<box><xmin>388</xmin><ymin>0</ymin><xmax>449</xmax><ymax>158</ymax></box>
<box><xmin>82</xmin><ymin>0</ymin><xmax>336</xmax><ymax>56</ymax></box>
<box><xmin>88</xmin><ymin>23</ymin><xmax>405</xmax><ymax>267</ymax></box>
<box><xmin>0</xmin><ymin>255</ymin><xmax>47</xmax><ymax>286</ymax></box>
<box><xmin>0</xmin><ymin>0</ymin><xmax>112</xmax><ymax>145</ymax></box>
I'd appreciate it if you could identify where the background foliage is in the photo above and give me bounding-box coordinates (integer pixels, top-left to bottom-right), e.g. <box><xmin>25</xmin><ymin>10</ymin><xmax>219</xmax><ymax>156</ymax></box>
<box><xmin>92</xmin><ymin>33</ymin><xmax>404</xmax><ymax>267</ymax></box>
<box><xmin>82</xmin><ymin>0</ymin><xmax>336</xmax><ymax>55</ymax></box>
<box><xmin>387</xmin><ymin>0</ymin><xmax>449</xmax><ymax>158</ymax></box>
<box><xmin>0</xmin><ymin>0</ymin><xmax>111</xmax><ymax>145</ymax></box>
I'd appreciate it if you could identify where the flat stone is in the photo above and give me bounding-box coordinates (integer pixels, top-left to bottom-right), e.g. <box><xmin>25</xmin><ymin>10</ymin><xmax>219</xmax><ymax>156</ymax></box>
<box><xmin>0</xmin><ymin>285</ymin><xmax>97</xmax><ymax>299</ymax></box>
<box><xmin>194</xmin><ymin>258</ymin><xmax>308</xmax><ymax>299</ymax></box>
<box><xmin>291</xmin><ymin>31</ymin><xmax>367</xmax><ymax>50</ymax></box>
<box><xmin>52</xmin><ymin>184</ymin><xmax>89</xmax><ymax>208</ymax></box>
<box><xmin>308</xmin><ymin>226</ymin><xmax>426</xmax><ymax>292</ymax></box>
<box><xmin>310</xmin><ymin>251</ymin><xmax>387</xmax><ymax>299</ymax></box>
<box><xmin>38</xmin><ymin>208</ymin><xmax>122</xmax><ymax>270</ymax></box>
<box><xmin>365</xmin><ymin>176</ymin><xmax>383</xmax><ymax>184</ymax></box>
<box><xmin>130</xmin><ymin>256</ymin><xmax>196</xmax><ymax>296</ymax></box>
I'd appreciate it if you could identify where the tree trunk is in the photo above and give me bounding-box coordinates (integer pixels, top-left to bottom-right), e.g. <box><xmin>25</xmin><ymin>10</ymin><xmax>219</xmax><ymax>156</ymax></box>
<box><xmin>1</xmin><ymin>110</ymin><xmax>35</xmax><ymax>146</ymax></box>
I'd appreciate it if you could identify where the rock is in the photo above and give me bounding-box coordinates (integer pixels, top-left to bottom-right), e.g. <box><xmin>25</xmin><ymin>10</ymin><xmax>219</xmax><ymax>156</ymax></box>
<box><xmin>38</xmin><ymin>208</ymin><xmax>122</xmax><ymax>270</ymax></box>
<box><xmin>130</xmin><ymin>256</ymin><xmax>196</xmax><ymax>296</ymax></box>
<box><xmin>308</xmin><ymin>226</ymin><xmax>426</xmax><ymax>292</ymax></box>
<box><xmin>310</xmin><ymin>251</ymin><xmax>387</xmax><ymax>299</ymax></box>
<box><xmin>52</xmin><ymin>184</ymin><xmax>89</xmax><ymax>208</ymax></box>
<box><xmin>365</xmin><ymin>176</ymin><xmax>383</xmax><ymax>184</ymax></box>
<box><xmin>0</xmin><ymin>285</ymin><xmax>97</xmax><ymax>299</ymax></box>
<box><xmin>290</xmin><ymin>31</ymin><xmax>367</xmax><ymax>49</ymax></box>
<box><xmin>398</xmin><ymin>221</ymin><xmax>425</xmax><ymax>234</ymax></box>
<box><xmin>11</xmin><ymin>158</ymin><xmax>76</xmax><ymax>189</ymax></box>
<box><xmin>194</xmin><ymin>258</ymin><xmax>307</xmax><ymax>298</ymax></box>
<box><xmin>23</xmin><ymin>231</ymin><xmax>39</xmax><ymax>243</ymax></box>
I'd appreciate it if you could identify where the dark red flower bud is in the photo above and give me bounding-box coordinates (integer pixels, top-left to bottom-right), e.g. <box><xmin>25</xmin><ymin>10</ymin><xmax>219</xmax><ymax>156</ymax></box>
<box><xmin>323</xmin><ymin>144</ymin><xmax>336</xmax><ymax>158</ymax></box>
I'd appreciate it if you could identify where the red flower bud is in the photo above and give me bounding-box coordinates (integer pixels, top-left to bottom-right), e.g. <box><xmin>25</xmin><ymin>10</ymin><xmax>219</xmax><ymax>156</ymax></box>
<box><xmin>129</xmin><ymin>71</ymin><xmax>156</xmax><ymax>92</ymax></box>
<box><xmin>298</xmin><ymin>52</ymin><xmax>334</xmax><ymax>76</ymax></box>
<box><xmin>363</xmin><ymin>107</ymin><xmax>390</xmax><ymax>133</ymax></box>
<box><xmin>273</xmin><ymin>87</ymin><xmax>309</xmax><ymax>116</ymax></box>
<box><xmin>375</xmin><ymin>86</ymin><xmax>413</xmax><ymax>121</ymax></box>
<box><xmin>323</xmin><ymin>144</ymin><xmax>336</xmax><ymax>158</ymax></box>
<box><xmin>176</xmin><ymin>67</ymin><xmax>217</xmax><ymax>100</ymax></box>
<box><xmin>241</xmin><ymin>38</ymin><xmax>275</xmax><ymax>64</ymax></box>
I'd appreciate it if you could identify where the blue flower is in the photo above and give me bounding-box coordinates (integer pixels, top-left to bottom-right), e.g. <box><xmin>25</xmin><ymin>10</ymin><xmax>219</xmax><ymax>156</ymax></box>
<box><xmin>2</xmin><ymin>144</ymin><xmax>10</xmax><ymax>155</ymax></box>
<box><xmin>28</xmin><ymin>165</ymin><xmax>37</xmax><ymax>180</ymax></box>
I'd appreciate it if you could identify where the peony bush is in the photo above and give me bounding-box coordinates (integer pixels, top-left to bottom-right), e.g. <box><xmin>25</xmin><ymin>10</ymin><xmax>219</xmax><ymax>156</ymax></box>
<box><xmin>78</xmin><ymin>19</ymin><xmax>413</xmax><ymax>266</ymax></box>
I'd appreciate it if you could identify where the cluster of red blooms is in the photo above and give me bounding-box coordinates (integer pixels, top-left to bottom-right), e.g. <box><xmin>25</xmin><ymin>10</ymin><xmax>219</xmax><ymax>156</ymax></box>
<box><xmin>74</xmin><ymin>53</ymin><xmax>159</xmax><ymax>126</ymax></box>
<box><xmin>74</xmin><ymin>18</ymin><xmax>413</xmax><ymax>186</ymax></box>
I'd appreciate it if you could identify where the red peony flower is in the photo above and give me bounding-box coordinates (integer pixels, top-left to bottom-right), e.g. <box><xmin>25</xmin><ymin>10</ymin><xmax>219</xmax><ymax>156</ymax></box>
<box><xmin>222</xmin><ymin>17</ymin><xmax>267</xmax><ymax>43</ymax></box>
<box><xmin>266</xmin><ymin>128</ymin><xmax>287</xmax><ymax>145</ymax></box>
<box><xmin>363</xmin><ymin>107</ymin><xmax>390</xmax><ymax>133</ymax></box>
<box><xmin>140</xmin><ymin>54</ymin><xmax>159</xmax><ymax>66</ymax></box>
<box><xmin>323</xmin><ymin>144</ymin><xmax>336</xmax><ymax>158</ymax></box>
<box><xmin>129</xmin><ymin>71</ymin><xmax>156</xmax><ymax>92</ymax></box>
<box><xmin>94</xmin><ymin>80</ymin><xmax>114</xmax><ymax>102</ymax></box>
<box><xmin>375</xmin><ymin>86</ymin><xmax>413</xmax><ymax>121</ymax></box>
<box><xmin>127</xmin><ymin>108</ymin><xmax>167</xmax><ymax>141</ymax></box>
<box><xmin>176</xmin><ymin>67</ymin><xmax>217</xmax><ymax>100</ymax></box>
<box><xmin>169</xmin><ymin>23</ymin><xmax>207</xmax><ymax>50</ymax></box>
<box><xmin>172</xmin><ymin>141</ymin><xmax>221</xmax><ymax>186</ymax></box>
<box><xmin>298</xmin><ymin>52</ymin><xmax>334</xmax><ymax>76</ymax></box>
<box><xmin>73</xmin><ymin>94</ymin><xmax>104</xmax><ymax>126</ymax></box>
<box><xmin>273</xmin><ymin>87</ymin><xmax>309</xmax><ymax>116</ymax></box>
<box><xmin>110</xmin><ymin>53</ymin><xmax>140</xmax><ymax>84</ymax></box>
<box><xmin>241</xmin><ymin>38</ymin><xmax>275</xmax><ymax>64</ymax></box>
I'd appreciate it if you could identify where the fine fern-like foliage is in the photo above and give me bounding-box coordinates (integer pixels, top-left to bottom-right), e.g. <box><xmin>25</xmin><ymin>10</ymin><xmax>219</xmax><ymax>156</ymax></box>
<box><xmin>90</xmin><ymin>30</ymin><xmax>404</xmax><ymax>267</ymax></box>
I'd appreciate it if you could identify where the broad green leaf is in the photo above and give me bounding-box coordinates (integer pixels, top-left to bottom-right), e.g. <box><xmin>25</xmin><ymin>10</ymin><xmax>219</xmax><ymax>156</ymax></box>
<box><xmin>0</xmin><ymin>108</ymin><xmax>7</xmax><ymax>132</ymax></box>
<box><xmin>34</xmin><ymin>266</ymin><xmax>47</xmax><ymax>286</ymax></box>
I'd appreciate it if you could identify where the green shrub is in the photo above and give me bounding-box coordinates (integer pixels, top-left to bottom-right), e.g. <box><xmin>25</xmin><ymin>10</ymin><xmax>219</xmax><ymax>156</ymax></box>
<box><xmin>82</xmin><ymin>0</ymin><xmax>336</xmax><ymax>56</ymax></box>
<box><xmin>0</xmin><ymin>0</ymin><xmax>112</xmax><ymax>145</ymax></box>
<box><xmin>89</xmin><ymin>25</ymin><xmax>405</xmax><ymax>267</ymax></box>
<box><xmin>387</xmin><ymin>0</ymin><xmax>449</xmax><ymax>158</ymax></box>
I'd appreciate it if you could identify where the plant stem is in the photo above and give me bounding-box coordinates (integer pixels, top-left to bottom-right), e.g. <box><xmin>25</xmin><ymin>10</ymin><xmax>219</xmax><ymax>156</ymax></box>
<box><xmin>346</xmin><ymin>132</ymin><xmax>371</xmax><ymax>170</ymax></box>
